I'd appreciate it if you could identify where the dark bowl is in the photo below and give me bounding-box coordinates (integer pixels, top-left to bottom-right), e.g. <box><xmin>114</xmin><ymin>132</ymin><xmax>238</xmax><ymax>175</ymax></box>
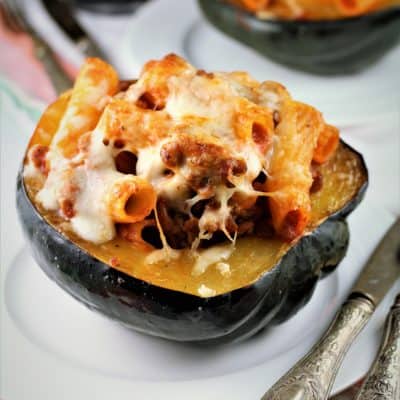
<box><xmin>198</xmin><ymin>0</ymin><xmax>400</xmax><ymax>75</ymax></box>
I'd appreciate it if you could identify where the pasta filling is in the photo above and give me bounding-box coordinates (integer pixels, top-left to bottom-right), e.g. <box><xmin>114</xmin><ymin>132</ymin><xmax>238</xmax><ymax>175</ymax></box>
<box><xmin>229</xmin><ymin>0</ymin><xmax>399</xmax><ymax>19</ymax></box>
<box><xmin>24</xmin><ymin>54</ymin><xmax>340</xmax><ymax>273</ymax></box>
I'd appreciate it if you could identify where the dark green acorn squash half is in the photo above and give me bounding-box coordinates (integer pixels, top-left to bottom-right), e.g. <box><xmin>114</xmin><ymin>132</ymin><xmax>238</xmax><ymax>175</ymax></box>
<box><xmin>16</xmin><ymin>92</ymin><xmax>368</xmax><ymax>344</ymax></box>
<box><xmin>198</xmin><ymin>0</ymin><xmax>400</xmax><ymax>75</ymax></box>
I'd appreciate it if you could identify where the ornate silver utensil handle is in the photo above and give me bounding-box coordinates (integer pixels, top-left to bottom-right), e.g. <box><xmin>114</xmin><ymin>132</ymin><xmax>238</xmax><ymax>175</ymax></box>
<box><xmin>261</xmin><ymin>296</ymin><xmax>375</xmax><ymax>400</ymax></box>
<box><xmin>355</xmin><ymin>293</ymin><xmax>400</xmax><ymax>400</ymax></box>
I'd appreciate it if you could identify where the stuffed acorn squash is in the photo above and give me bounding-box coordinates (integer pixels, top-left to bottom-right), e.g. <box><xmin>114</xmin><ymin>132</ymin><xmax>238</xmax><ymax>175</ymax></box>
<box><xmin>17</xmin><ymin>55</ymin><xmax>367</xmax><ymax>343</ymax></box>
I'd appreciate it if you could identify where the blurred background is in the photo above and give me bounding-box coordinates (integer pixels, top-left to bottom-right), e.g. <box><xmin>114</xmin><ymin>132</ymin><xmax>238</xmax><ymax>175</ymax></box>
<box><xmin>1</xmin><ymin>0</ymin><xmax>400</xmax><ymax>110</ymax></box>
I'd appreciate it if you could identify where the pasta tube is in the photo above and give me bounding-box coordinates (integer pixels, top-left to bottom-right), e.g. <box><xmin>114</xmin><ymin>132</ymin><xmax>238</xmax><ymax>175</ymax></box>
<box><xmin>106</xmin><ymin>176</ymin><xmax>156</xmax><ymax>223</ymax></box>
<box><xmin>313</xmin><ymin>124</ymin><xmax>340</xmax><ymax>164</ymax></box>
<box><xmin>234</xmin><ymin>98</ymin><xmax>274</xmax><ymax>154</ymax></box>
<box><xmin>126</xmin><ymin>53</ymin><xmax>191</xmax><ymax>109</ymax></box>
<box><xmin>98</xmin><ymin>99</ymin><xmax>171</xmax><ymax>151</ymax></box>
<box><xmin>28</xmin><ymin>90</ymin><xmax>72</xmax><ymax>149</ymax></box>
<box><xmin>267</xmin><ymin>101</ymin><xmax>323</xmax><ymax>240</ymax></box>
<box><xmin>335</xmin><ymin>0</ymin><xmax>380</xmax><ymax>15</ymax></box>
<box><xmin>54</xmin><ymin>58</ymin><xmax>119</xmax><ymax>158</ymax></box>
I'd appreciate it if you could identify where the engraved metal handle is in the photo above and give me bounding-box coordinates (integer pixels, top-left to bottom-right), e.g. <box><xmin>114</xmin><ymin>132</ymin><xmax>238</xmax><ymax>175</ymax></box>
<box><xmin>261</xmin><ymin>296</ymin><xmax>375</xmax><ymax>400</ymax></box>
<box><xmin>355</xmin><ymin>293</ymin><xmax>400</xmax><ymax>400</ymax></box>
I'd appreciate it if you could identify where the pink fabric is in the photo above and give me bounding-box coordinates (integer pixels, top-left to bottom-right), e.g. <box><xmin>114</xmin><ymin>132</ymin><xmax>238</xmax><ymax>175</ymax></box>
<box><xmin>0</xmin><ymin>19</ymin><xmax>78</xmax><ymax>102</ymax></box>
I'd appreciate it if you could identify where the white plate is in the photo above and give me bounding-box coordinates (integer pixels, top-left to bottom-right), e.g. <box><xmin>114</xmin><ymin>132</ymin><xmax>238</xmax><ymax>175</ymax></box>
<box><xmin>121</xmin><ymin>0</ymin><xmax>400</xmax><ymax>126</ymax></box>
<box><xmin>1</xmin><ymin>74</ymin><xmax>399</xmax><ymax>399</ymax></box>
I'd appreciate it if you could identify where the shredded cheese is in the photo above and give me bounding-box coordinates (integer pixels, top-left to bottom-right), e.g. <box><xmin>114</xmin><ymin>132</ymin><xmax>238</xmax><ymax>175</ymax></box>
<box><xmin>216</xmin><ymin>262</ymin><xmax>231</xmax><ymax>276</ymax></box>
<box><xmin>198</xmin><ymin>284</ymin><xmax>217</xmax><ymax>298</ymax></box>
<box><xmin>193</xmin><ymin>243</ymin><xmax>235</xmax><ymax>276</ymax></box>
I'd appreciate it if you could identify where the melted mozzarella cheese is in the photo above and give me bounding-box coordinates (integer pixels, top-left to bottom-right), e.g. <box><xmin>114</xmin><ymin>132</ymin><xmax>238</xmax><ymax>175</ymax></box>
<box><xmin>136</xmin><ymin>144</ymin><xmax>165</xmax><ymax>184</ymax></box>
<box><xmin>260</xmin><ymin>91</ymin><xmax>280</xmax><ymax>110</ymax></box>
<box><xmin>35</xmin><ymin>156</ymin><xmax>71</xmax><ymax>210</ymax></box>
<box><xmin>70</xmin><ymin>168</ymin><xmax>119</xmax><ymax>243</ymax></box>
<box><xmin>67</xmin><ymin>121</ymin><xmax>126</xmax><ymax>243</ymax></box>
<box><xmin>136</xmin><ymin>142</ymin><xmax>190</xmax><ymax>204</ymax></box>
<box><xmin>216</xmin><ymin>262</ymin><xmax>231</xmax><ymax>276</ymax></box>
<box><xmin>165</xmin><ymin>74</ymin><xmax>239</xmax><ymax>147</ymax></box>
<box><xmin>197</xmin><ymin>186</ymin><xmax>236</xmax><ymax>243</ymax></box>
<box><xmin>193</xmin><ymin>243</ymin><xmax>235</xmax><ymax>276</ymax></box>
<box><xmin>145</xmin><ymin>247</ymin><xmax>181</xmax><ymax>265</ymax></box>
<box><xmin>27</xmin><ymin>55</ymin><xmax>280</xmax><ymax>263</ymax></box>
<box><xmin>198</xmin><ymin>284</ymin><xmax>216</xmax><ymax>298</ymax></box>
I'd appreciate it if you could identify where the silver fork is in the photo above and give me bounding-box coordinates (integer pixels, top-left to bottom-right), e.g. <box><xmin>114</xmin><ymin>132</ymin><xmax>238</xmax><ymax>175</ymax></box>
<box><xmin>1</xmin><ymin>0</ymin><xmax>72</xmax><ymax>94</ymax></box>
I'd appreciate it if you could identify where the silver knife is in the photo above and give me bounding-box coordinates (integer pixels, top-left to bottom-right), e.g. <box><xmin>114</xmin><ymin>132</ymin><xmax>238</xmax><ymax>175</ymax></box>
<box><xmin>41</xmin><ymin>0</ymin><xmax>106</xmax><ymax>59</ymax></box>
<box><xmin>262</xmin><ymin>218</ymin><xmax>400</xmax><ymax>400</ymax></box>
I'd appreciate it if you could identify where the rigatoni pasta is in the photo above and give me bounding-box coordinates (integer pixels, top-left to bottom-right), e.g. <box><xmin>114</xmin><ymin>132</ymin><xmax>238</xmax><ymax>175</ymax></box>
<box><xmin>54</xmin><ymin>58</ymin><xmax>119</xmax><ymax>158</ymax></box>
<box><xmin>313</xmin><ymin>124</ymin><xmax>340</xmax><ymax>164</ymax></box>
<box><xmin>24</xmin><ymin>54</ymin><xmax>340</xmax><ymax>270</ymax></box>
<box><xmin>106</xmin><ymin>176</ymin><xmax>157</xmax><ymax>223</ymax></box>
